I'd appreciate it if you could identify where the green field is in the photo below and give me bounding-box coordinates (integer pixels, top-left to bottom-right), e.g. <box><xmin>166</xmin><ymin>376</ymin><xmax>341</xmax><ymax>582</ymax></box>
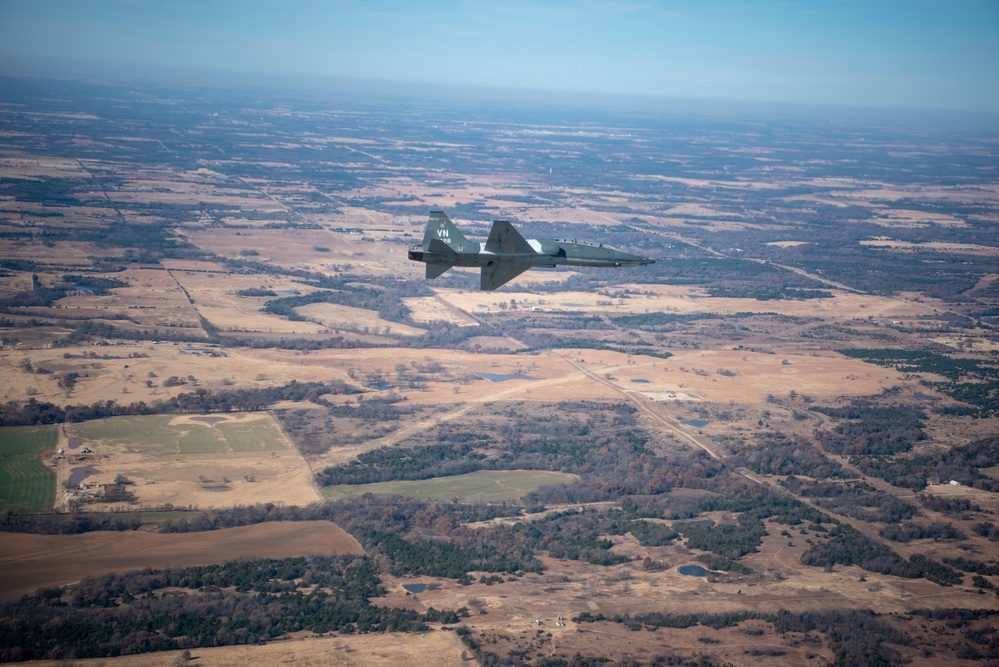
<box><xmin>0</xmin><ymin>425</ymin><xmax>58</xmax><ymax>511</ymax></box>
<box><xmin>322</xmin><ymin>469</ymin><xmax>578</xmax><ymax>502</ymax></box>
<box><xmin>70</xmin><ymin>414</ymin><xmax>289</xmax><ymax>455</ymax></box>
<box><xmin>216</xmin><ymin>420</ymin><xmax>289</xmax><ymax>452</ymax></box>
<box><xmin>72</xmin><ymin>415</ymin><xmax>225</xmax><ymax>454</ymax></box>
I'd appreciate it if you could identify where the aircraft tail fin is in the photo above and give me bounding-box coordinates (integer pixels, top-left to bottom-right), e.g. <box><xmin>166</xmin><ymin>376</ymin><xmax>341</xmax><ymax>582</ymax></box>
<box><xmin>485</xmin><ymin>219</ymin><xmax>534</xmax><ymax>255</ymax></box>
<box><xmin>423</xmin><ymin>211</ymin><xmax>474</xmax><ymax>253</ymax></box>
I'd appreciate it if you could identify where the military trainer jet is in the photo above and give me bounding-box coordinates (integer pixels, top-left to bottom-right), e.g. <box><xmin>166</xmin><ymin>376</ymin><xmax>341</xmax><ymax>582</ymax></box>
<box><xmin>408</xmin><ymin>211</ymin><xmax>654</xmax><ymax>290</ymax></box>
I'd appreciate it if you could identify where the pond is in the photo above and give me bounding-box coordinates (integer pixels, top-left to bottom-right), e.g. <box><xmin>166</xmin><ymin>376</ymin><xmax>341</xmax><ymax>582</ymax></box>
<box><xmin>403</xmin><ymin>584</ymin><xmax>427</xmax><ymax>594</ymax></box>
<box><xmin>678</xmin><ymin>564</ymin><xmax>708</xmax><ymax>577</ymax></box>
<box><xmin>474</xmin><ymin>373</ymin><xmax>536</xmax><ymax>382</ymax></box>
<box><xmin>67</xmin><ymin>436</ymin><xmax>84</xmax><ymax>450</ymax></box>
<box><xmin>69</xmin><ymin>466</ymin><xmax>99</xmax><ymax>487</ymax></box>
<box><xmin>684</xmin><ymin>420</ymin><xmax>709</xmax><ymax>428</ymax></box>
<box><xmin>630</xmin><ymin>379</ymin><xmax>650</xmax><ymax>383</ymax></box>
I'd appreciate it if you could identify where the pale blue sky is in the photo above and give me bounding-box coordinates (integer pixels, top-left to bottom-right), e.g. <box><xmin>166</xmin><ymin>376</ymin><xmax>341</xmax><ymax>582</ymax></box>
<box><xmin>1</xmin><ymin>0</ymin><xmax>997</xmax><ymax>112</ymax></box>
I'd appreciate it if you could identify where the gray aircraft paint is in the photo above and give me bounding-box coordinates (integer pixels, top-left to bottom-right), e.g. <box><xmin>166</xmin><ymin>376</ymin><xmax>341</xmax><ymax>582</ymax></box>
<box><xmin>409</xmin><ymin>211</ymin><xmax>654</xmax><ymax>290</ymax></box>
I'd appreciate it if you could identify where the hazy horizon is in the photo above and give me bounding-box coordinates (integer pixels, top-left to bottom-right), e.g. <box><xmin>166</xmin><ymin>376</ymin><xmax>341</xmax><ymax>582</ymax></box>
<box><xmin>1</xmin><ymin>0</ymin><xmax>997</xmax><ymax>114</ymax></box>
<box><xmin>4</xmin><ymin>52</ymin><xmax>999</xmax><ymax>131</ymax></box>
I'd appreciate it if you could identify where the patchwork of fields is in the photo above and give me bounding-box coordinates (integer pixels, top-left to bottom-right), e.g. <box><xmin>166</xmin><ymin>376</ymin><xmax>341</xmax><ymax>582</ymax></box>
<box><xmin>1</xmin><ymin>73</ymin><xmax>998</xmax><ymax>666</ymax></box>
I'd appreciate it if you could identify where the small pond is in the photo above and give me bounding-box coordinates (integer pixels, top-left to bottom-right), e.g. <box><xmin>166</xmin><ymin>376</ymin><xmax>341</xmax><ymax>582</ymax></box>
<box><xmin>403</xmin><ymin>584</ymin><xmax>427</xmax><ymax>594</ymax></box>
<box><xmin>630</xmin><ymin>379</ymin><xmax>650</xmax><ymax>383</ymax></box>
<box><xmin>474</xmin><ymin>373</ymin><xmax>536</xmax><ymax>382</ymax></box>
<box><xmin>69</xmin><ymin>466</ymin><xmax>99</xmax><ymax>487</ymax></box>
<box><xmin>369</xmin><ymin>382</ymin><xmax>393</xmax><ymax>391</ymax></box>
<box><xmin>684</xmin><ymin>420</ymin><xmax>710</xmax><ymax>428</ymax></box>
<box><xmin>678</xmin><ymin>564</ymin><xmax>708</xmax><ymax>577</ymax></box>
<box><xmin>67</xmin><ymin>437</ymin><xmax>84</xmax><ymax>450</ymax></box>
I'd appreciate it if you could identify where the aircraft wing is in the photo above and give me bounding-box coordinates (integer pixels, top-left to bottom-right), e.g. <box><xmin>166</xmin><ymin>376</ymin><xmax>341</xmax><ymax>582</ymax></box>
<box><xmin>485</xmin><ymin>220</ymin><xmax>534</xmax><ymax>255</ymax></box>
<box><xmin>481</xmin><ymin>262</ymin><xmax>531</xmax><ymax>291</ymax></box>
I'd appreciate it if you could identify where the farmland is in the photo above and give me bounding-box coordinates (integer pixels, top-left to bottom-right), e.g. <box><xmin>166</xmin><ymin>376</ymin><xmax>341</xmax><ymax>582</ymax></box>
<box><xmin>60</xmin><ymin>412</ymin><xmax>322</xmax><ymax>510</ymax></box>
<box><xmin>0</xmin><ymin>426</ymin><xmax>57</xmax><ymax>511</ymax></box>
<box><xmin>0</xmin><ymin>73</ymin><xmax>998</xmax><ymax>665</ymax></box>
<box><xmin>0</xmin><ymin>520</ymin><xmax>361</xmax><ymax>598</ymax></box>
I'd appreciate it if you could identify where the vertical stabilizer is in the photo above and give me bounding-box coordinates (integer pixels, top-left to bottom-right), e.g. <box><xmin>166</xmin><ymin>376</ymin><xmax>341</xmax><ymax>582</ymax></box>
<box><xmin>422</xmin><ymin>211</ymin><xmax>474</xmax><ymax>253</ymax></box>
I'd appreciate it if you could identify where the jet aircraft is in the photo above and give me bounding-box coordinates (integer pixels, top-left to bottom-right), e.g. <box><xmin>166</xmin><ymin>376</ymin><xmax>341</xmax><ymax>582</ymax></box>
<box><xmin>408</xmin><ymin>211</ymin><xmax>654</xmax><ymax>290</ymax></box>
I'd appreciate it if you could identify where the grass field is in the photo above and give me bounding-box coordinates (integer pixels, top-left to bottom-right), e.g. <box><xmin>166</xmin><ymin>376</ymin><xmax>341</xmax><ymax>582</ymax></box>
<box><xmin>72</xmin><ymin>415</ymin><xmax>226</xmax><ymax>454</ymax></box>
<box><xmin>64</xmin><ymin>413</ymin><xmax>319</xmax><ymax>509</ymax></box>
<box><xmin>70</xmin><ymin>414</ymin><xmax>290</xmax><ymax>455</ymax></box>
<box><xmin>0</xmin><ymin>425</ymin><xmax>58</xmax><ymax>511</ymax></box>
<box><xmin>323</xmin><ymin>469</ymin><xmax>578</xmax><ymax>502</ymax></box>
<box><xmin>216</xmin><ymin>419</ymin><xmax>289</xmax><ymax>452</ymax></box>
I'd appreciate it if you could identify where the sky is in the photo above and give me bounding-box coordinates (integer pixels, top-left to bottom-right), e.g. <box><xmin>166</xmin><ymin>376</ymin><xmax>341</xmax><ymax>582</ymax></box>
<box><xmin>1</xmin><ymin>0</ymin><xmax>997</xmax><ymax>113</ymax></box>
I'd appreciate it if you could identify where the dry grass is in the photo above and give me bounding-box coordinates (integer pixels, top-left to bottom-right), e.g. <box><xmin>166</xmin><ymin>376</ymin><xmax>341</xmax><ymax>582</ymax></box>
<box><xmin>297</xmin><ymin>302</ymin><xmax>426</xmax><ymax>337</ymax></box>
<box><xmin>23</xmin><ymin>632</ymin><xmax>478</xmax><ymax>667</ymax></box>
<box><xmin>435</xmin><ymin>283</ymin><xmax>943</xmax><ymax>322</ymax></box>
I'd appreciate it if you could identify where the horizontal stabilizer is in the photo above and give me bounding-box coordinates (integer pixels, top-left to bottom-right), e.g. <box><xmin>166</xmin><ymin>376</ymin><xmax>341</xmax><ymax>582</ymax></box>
<box><xmin>485</xmin><ymin>220</ymin><xmax>534</xmax><ymax>255</ymax></box>
<box><xmin>426</xmin><ymin>263</ymin><xmax>451</xmax><ymax>279</ymax></box>
<box><xmin>481</xmin><ymin>262</ymin><xmax>531</xmax><ymax>291</ymax></box>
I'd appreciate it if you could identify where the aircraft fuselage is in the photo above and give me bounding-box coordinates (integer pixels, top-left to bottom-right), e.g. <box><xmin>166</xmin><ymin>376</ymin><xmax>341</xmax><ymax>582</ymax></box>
<box><xmin>408</xmin><ymin>239</ymin><xmax>650</xmax><ymax>269</ymax></box>
<box><xmin>407</xmin><ymin>211</ymin><xmax>654</xmax><ymax>290</ymax></box>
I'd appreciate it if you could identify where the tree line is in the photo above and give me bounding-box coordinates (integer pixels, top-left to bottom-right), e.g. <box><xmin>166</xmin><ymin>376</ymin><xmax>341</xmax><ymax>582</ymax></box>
<box><xmin>0</xmin><ymin>379</ymin><xmax>357</xmax><ymax>427</ymax></box>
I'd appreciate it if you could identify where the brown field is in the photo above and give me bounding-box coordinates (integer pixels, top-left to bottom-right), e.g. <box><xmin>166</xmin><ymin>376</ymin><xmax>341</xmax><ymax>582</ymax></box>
<box><xmin>188</xmin><ymin>228</ymin><xmax>359</xmax><ymax>266</ymax></box>
<box><xmin>402</xmin><ymin>295</ymin><xmax>480</xmax><ymax>326</ymax></box>
<box><xmin>0</xmin><ymin>521</ymin><xmax>361</xmax><ymax>598</ymax></box>
<box><xmin>861</xmin><ymin>238</ymin><xmax>999</xmax><ymax>254</ymax></box>
<box><xmin>297</xmin><ymin>302</ymin><xmax>427</xmax><ymax>336</ymax></box>
<box><xmin>168</xmin><ymin>269</ymin><xmax>334</xmax><ymax>334</ymax></box>
<box><xmin>0</xmin><ymin>156</ymin><xmax>92</xmax><ymax>179</ymax></box>
<box><xmin>435</xmin><ymin>283</ymin><xmax>942</xmax><ymax>322</ymax></box>
<box><xmin>55</xmin><ymin>267</ymin><xmax>203</xmax><ymax>328</ymax></box>
<box><xmin>21</xmin><ymin>632</ymin><xmax>478</xmax><ymax>667</ymax></box>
